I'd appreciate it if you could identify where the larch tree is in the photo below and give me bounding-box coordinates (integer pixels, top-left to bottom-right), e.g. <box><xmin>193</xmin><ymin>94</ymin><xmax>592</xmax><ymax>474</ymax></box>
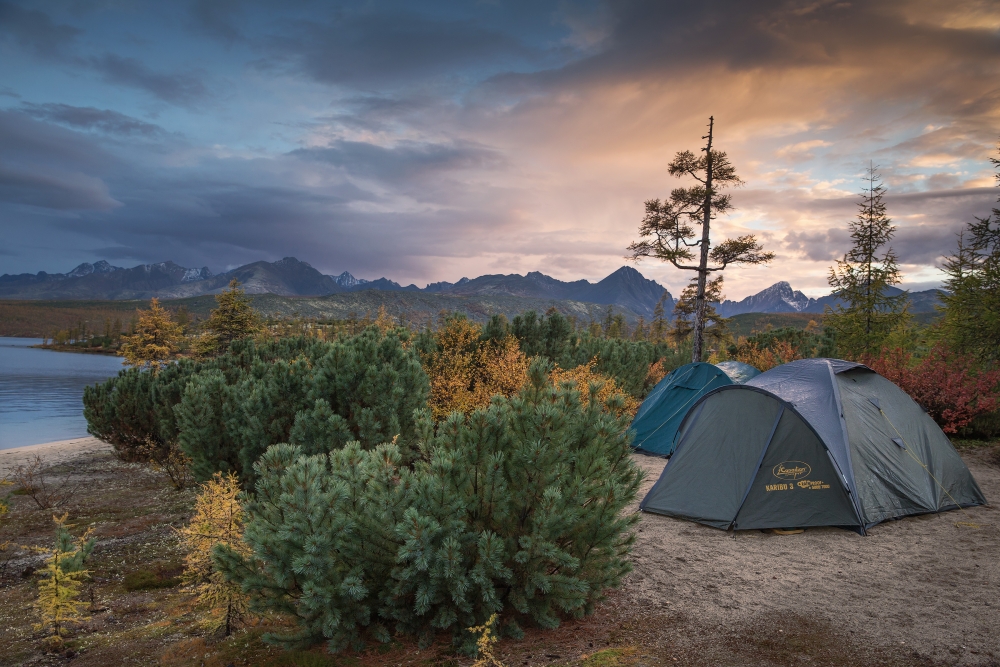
<box><xmin>33</xmin><ymin>514</ymin><xmax>95</xmax><ymax>643</ymax></box>
<box><xmin>825</xmin><ymin>165</ymin><xmax>909</xmax><ymax>359</ymax></box>
<box><xmin>938</xmin><ymin>145</ymin><xmax>1000</xmax><ymax>361</ymax></box>
<box><xmin>669</xmin><ymin>276</ymin><xmax>729</xmax><ymax>352</ymax></box>
<box><xmin>119</xmin><ymin>298</ymin><xmax>183</xmax><ymax>371</ymax></box>
<box><xmin>199</xmin><ymin>279</ymin><xmax>263</xmax><ymax>355</ymax></box>
<box><xmin>178</xmin><ymin>472</ymin><xmax>251</xmax><ymax>636</ymax></box>
<box><xmin>628</xmin><ymin>117</ymin><xmax>774</xmax><ymax>363</ymax></box>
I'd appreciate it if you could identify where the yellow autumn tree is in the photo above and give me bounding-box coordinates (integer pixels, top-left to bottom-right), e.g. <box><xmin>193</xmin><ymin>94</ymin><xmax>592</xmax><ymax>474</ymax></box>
<box><xmin>423</xmin><ymin>316</ymin><xmax>483</xmax><ymax>418</ymax></box>
<box><xmin>471</xmin><ymin>335</ymin><xmax>529</xmax><ymax>406</ymax></box>
<box><xmin>119</xmin><ymin>297</ymin><xmax>183</xmax><ymax>371</ymax></box>
<box><xmin>34</xmin><ymin>514</ymin><xmax>94</xmax><ymax>643</ymax></box>
<box><xmin>177</xmin><ymin>472</ymin><xmax>251</xmax><ymax>636</ymax></box>
<box><xmin>373</xmin><ymin>304</ymin><xmax>397</xmax><ymax>334</ymax></box>
<box><xmin>423</xmin><ymin>316</ymin><xmax>531</xmax><ymax>418</ymax></box>
<box><xmin>550</xmin><ymin>359</ymin><xmax>641</xmax><ymax>418</ymax></box>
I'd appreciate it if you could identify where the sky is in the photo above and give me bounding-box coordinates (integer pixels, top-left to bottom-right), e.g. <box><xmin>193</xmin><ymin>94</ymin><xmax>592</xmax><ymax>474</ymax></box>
<box><xmin>1</xmin><ymin>0</ymin><xmax>999</xmax><ymax>299</ymax></box>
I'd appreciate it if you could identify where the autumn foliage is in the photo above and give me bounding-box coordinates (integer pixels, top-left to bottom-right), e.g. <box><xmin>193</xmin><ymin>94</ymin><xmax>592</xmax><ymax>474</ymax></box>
<box><xmin>177</xmin><ymin>472</ymin><xmax>251</xmax><ymax>636</ymax></box>
<box><xmin>422</xmin><ymin>317</ymin><xmax>529</xmax><ymax>418</ymax></box>
<box><xmin>550</xmin><ymin>359</ymin><xmax>640</xmax><ymax>418</ymax></box>
<box><xmin>730</xmin><ymin>339</ymin><xmax>803</xmax><ymax>372</ymax></box>
<box><xmin>119</xmin><ymin>297</ymin><xmax>183</xmax><ymax>371</ymax></box>
<box><xmin>866</xmin><ymin>343</ymin><xmax>1000</xmax><ymax>433</ymax></box>
<box><xmin>33</xmin><ymin>514</ymin><xmax>95</xmax><ymax>643</ymax></box>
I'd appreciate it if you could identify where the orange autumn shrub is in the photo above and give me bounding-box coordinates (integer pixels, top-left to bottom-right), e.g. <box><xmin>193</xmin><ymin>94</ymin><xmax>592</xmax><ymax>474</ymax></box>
<box><xmin>550</xmin><ymin>359</ymin><xmax>640</xmax><ymax>418</ymax></box>
<box><xmin>731</xmin><ymin>339</ymin><xmax>801</xmax><ymax>372</ymax></box>
<box><xmin>423</xmin><ymin>318</ymin><xmax>530</xmax><ymax>418</ymax></box>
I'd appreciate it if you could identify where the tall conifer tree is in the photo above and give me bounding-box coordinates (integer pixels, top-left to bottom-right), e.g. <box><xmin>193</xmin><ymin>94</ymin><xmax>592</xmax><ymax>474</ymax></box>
<box><xmin>938</xmin><ymin>146</ymin><xmax>1000</xmax><ymax>361</ymax></box>
<box><xmin>199</xmin><ymin>279</ymin><xmax>262</xmax><ymax>355</ymax></box>
<box><xmin>825</xmin><ymin>165</ymin><xmax>908</xmax><ymax>358</ymax></box>
<box><xmin>628</xmin><ymin>117</ymin><xmax>774</xmax><ymax>362</ymax></box>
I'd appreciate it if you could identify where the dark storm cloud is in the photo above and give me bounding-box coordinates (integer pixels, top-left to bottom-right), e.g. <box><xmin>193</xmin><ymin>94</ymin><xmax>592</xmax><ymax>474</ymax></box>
<box><xmin>533</xmin><ymin>0</ymin><xmax>1000</xmax><ymax>81</ymax></box>
<box><xmin>0</xmin><ymin>110</ymin><xmax>113</xmax><ymax>169</ymax></box>
<box><xmin>0</xmin><ymin>162</ymin><xmax>118</xmax><ymax>210</ymax></box>
<box><xmin>0</xmin><ymin>110</ymin><xmax>120</xmax><ymax>210</ymax></box>
<box><xmin>291</xmin><ymin>139</ymin><xmax>505</xmax><ymax>183</ymax></box>
<box><xmin>189</xmin><ymin>0</ymin><xmax>244</xmax><ymax>44</ymax></box>
<box><xmin>89</xmin><ymin>54</ymin><xmax>207</xmax><ymax>106</ymax></box>
<box><xmin>20</xmin><ymin>103</ymin><xmax>164</xmax><ymax>136</ymax></box>
<box><xmin>0</xmin><ymin>1</ymin><xmax>79</xmax><ymax>59</ymax></box>
<box><xmin>264</xmin><ymin>11</ymin><xmax>536</xmax><ymax>87</ymax></box>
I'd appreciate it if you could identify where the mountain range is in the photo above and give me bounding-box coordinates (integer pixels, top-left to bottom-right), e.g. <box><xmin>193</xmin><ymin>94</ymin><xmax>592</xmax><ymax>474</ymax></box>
<box><xmin>0</xmin><ymin>257</ymin><xmax>942</xmax><ymax>316</ymax></box>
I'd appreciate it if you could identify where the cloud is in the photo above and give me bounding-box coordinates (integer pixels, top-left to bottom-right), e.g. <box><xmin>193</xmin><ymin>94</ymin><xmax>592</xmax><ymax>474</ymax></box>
<box><xmin>262</xmin><ymin>10</ymin><xmax>541</xmax><ymax>88</ymax></box>
<box><xmin>0</xmin><ymin>162</ymin><xmax>120</xmax><ymax>210</ymax></box>
<box><xmin>20</xmin><ymin>103</ymin><xmax>164</xmax><ymax>136</ymax></box>
<box><xmin>0</xmin><ymin>109</ymin><xmax>120</xmax><ymax>210</ymax></box>
<box><xmin>89</xmin><ymin>54</ymin><xmax>207</xmax><ymax>106</ymax></box>
<box><xmin>2</xmin><ymin>0</ymin><xmax>1000</xmax><ymax>297</ymax></box>
<box><xmin>290</xmin><ymin>139</ymin><xmax>506</xmax><ymax>185</ymax></box>
<box><xmin>0</xmin><ymin>1</ymin><xmax>79</xmax><ymax>60</ymax></box>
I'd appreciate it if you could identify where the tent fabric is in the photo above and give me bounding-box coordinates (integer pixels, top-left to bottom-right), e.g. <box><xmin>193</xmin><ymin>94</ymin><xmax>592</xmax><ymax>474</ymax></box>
<box><xmin>640</xmin><ymin>358</ymin><xmax>986</xmax><ymax>533</ymax></box>
<box><xmin>630</xmin><ymin>363</ymin><xmax>733</xmax><ymax>456</ymax></box>
<box><xmin>714</xmin><ymin>360</ymin><xmax>761</xmax><ymax>384</ymax></box>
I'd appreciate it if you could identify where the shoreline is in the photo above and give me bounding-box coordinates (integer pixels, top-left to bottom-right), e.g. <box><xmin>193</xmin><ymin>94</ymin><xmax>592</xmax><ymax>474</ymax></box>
<box><xmin>31</xmin><ymin>343</ymin><xmax>121</xmax><ymax>356</ymax></box>
<box><xmin>0</xmin><ymin>436</ymin><xmax>112</xmax><ymax>477</ymax></box>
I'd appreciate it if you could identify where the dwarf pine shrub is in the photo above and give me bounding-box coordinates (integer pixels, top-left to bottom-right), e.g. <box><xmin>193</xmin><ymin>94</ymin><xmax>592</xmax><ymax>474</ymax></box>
<box><xmin>213</xmin><ymin>359</ymin><xmax>642</xmax><ymax>654</ymax></box>
<box><xmin>85</xmin><ymin>328</ymin><xmax>430</xmax><ymax>481</ymax></box>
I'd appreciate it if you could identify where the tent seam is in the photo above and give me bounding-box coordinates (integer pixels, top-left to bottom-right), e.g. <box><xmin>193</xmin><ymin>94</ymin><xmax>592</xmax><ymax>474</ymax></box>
<box><xmin>729</xmin><ymin>405</ymin><xmax>784</xmax><ymax>530</ymax></box>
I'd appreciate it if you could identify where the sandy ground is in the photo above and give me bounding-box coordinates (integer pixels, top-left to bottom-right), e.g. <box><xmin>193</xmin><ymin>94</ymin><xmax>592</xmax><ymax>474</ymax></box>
<box><xmin>624</xmin><ymin>451</ymin><xmax>1000</xmax><ymax>666</ymax></box>
<box><xmin>0</xmin><ymin>437</ymin><xmax>112</xmax><ymax>478</ymax></box>
<box><xmin>3</xmin><ymin>438</ymin><xmax>998</xmax><ymax>666</ymax></box>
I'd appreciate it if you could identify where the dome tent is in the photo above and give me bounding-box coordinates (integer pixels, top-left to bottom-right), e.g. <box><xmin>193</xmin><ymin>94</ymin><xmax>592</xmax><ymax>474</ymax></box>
<box><xmin>630</xmin><ymin>361</ymin><xmax>760</xmax><ymax>456</ymax></box>
<box><xmin>714</xmin><ymin>360</ymin><xmax>761</xmax><ymax>384</ymax></box>
<box><xmin>640</xmin><ymin>358</ymin><xmax>986</xmax><ymax>534</ymax></box>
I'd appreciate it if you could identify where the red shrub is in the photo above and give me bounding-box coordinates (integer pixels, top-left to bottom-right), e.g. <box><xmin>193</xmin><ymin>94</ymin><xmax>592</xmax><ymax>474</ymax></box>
<box><xmin>866</xmin><ymin>344</ymin><xmax>1000</xmax><ymax>433</ymax></box>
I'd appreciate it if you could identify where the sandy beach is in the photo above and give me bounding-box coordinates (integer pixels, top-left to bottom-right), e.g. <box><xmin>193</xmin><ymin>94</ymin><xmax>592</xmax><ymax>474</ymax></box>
<box><xmin>0</xmin><ymin>436</ymin><xmax>112</xmax><ymax>478</ymax></box>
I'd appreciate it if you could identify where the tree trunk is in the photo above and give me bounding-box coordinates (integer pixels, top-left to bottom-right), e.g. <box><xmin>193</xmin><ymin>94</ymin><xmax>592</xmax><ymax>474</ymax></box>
<box><xmin>692</xmin><ymin>117</ymin><xmax>715</xmax><ymax>363</ymax></box>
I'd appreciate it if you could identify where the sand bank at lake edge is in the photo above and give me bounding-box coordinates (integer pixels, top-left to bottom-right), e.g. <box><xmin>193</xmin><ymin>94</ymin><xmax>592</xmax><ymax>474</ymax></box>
<box><xmin>0</xmin><ymin>436</ymin><xmax>112</xmax><ymax>478</ymax></box>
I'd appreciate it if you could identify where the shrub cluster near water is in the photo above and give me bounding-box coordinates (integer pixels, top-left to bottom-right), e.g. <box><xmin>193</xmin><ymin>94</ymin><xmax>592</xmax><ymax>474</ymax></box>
<box><xmin>81</xmin><ymin>308</ymin><xmax>680</xmax><ymax>652</ymax></box>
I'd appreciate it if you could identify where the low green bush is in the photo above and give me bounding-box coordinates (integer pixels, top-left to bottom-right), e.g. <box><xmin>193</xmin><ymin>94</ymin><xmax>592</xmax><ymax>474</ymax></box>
<box><xmin>214</xmin><ymin>360</ymin><xmax>642</xmax><ymax>655</ymax></box>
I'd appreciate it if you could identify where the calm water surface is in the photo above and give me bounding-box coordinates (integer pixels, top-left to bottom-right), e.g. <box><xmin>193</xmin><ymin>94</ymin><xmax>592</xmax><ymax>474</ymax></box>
<box><xmin>0</xmin><ymin>338</ymin><xmax>124</xmax><ymax>449</ymax></box>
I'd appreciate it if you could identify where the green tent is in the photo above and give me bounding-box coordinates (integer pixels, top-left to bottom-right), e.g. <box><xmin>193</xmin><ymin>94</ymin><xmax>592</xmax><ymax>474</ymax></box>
<box><xmin>640</xmin><ymin>358</ymin><xmax>986</xmax><ymax>533</ymax></box>
<box><xmin>631</xmin><ymin>362</ymin><xmax>757</xmax><ymax>456</ymax></box>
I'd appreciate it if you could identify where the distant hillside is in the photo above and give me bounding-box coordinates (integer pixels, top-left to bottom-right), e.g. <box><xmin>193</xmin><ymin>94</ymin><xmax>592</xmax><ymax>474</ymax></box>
<box><xmin>727</xmin><ymin>312</ymin><xmax>821</xmax><ymax>338</ymax></box>
<box><xmin>0</xmin><ymin>261</ymin><xmax>213</xmax><ymax>300</ymax></box>
<box><xmin>715</xmin><ymin>281</ymin><xmax>942</xmax><ymax>316</ymax></box>
<box><xmin>3</xmin><ymin>257</ymin><xmax>944</xmax><ymax>324</ymax></box>
<box><xmin>0</xmin><ymin>292</ymin><xmax>642</xmax><ymax>338</ymax></box>
<box><xmin>1</xmin><ymin>258</ymin><xmax>673</xmax><ymax>319</ymax></box>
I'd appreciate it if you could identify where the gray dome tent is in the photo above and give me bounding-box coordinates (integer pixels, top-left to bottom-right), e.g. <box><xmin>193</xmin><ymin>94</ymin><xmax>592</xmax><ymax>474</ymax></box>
<box><xmin>640</xmin><ymin>358</ymin><xmax>986</xmax><ymax>534</ymax></box>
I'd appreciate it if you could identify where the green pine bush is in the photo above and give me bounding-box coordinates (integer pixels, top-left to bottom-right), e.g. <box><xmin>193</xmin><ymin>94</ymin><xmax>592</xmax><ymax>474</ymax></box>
<box><xmin>213</xmin><ymin>359</ymin><xmax>642</xmax><ymax>654</ymax></box>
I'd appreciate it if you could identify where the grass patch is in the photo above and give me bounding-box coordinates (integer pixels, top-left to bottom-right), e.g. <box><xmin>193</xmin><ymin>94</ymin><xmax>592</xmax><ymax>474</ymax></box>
<box><xmin>123</xmin><ymin>562</ymin><xmax>183</xmax><ymax>591</ymax></box>
<box><xmin>576</xmin><ymin>646</ymin><xmax>639</xmax><ymax>667</ymax></box>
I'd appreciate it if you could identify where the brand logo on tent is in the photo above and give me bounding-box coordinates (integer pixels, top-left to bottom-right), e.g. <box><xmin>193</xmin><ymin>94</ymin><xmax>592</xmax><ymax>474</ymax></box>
<box><xmin>772</xmin><ymin>461</ymin><xmax>811</xmax><ymax>480</ymax></box>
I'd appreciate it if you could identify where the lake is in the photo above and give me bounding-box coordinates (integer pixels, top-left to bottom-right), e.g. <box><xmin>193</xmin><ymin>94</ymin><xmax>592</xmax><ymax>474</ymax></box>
<box><xmin>0</xmin><ymin>338</ymin><xmax>124</xmax><ymax>450</ymax></box>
